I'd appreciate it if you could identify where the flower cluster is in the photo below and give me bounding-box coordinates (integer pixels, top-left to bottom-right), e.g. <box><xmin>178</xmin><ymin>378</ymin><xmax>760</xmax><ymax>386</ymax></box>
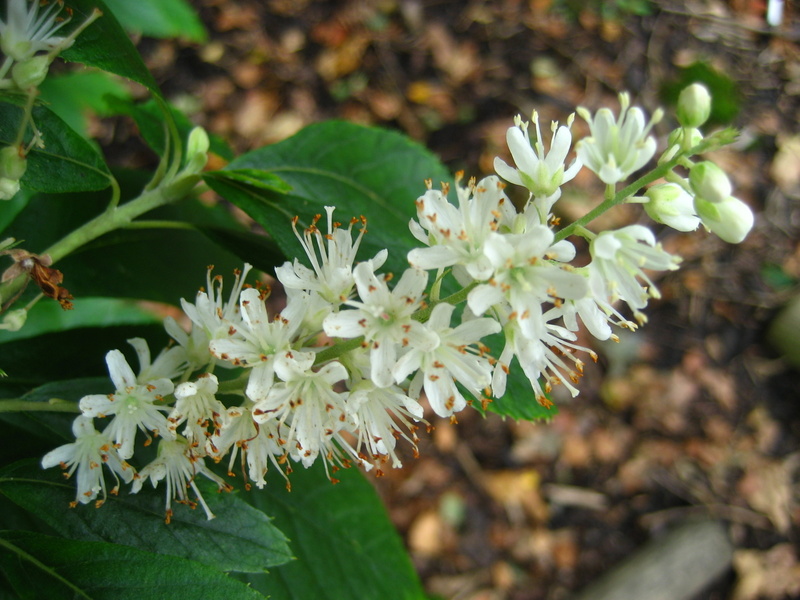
<box><xmin>42</xmin><ymin>87</ymin><xmax>755</xmax><ymax>519</ymax></box>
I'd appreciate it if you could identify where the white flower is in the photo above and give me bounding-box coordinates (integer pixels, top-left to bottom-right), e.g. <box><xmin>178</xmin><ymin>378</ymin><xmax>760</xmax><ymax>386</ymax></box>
<box><xmin>323</xmin><ymin>263</ymin><xmax>435</xmax><ymax>388</ymax></box>
<box><xmin>644</xmin><ymin>182</ymin><xmax>700</xmax><ymax>232</ymax></box>
<box><xmin>79</xmin><ymin>350</ymin><xmax>174</xmax><ymax>459</ymax></box>
<box><xmin>169</xmin><ymin>373</ymin><xmax>225</xmax><ymax>446</ymax></box>
<box><xmin>41</xmin><ymin>416</ymin><xmax>134</xmax><ymax>506</ymax></box>
<box><xmin>126</xmin><ymin>337</ymin><xmax>187</xmax><ymax>383</ymax></box>
<box><xmin>209</xmin><ymin>287</ymin><xmax>301</xmax><ymax>402</ymax></box>
<box><xmin>467</xmin><ymin>227</ymin><xmax>588</xmax><ymax>341</ymax></box>
<box><xmin>576</xmin><ymin>92</ymin><xmax>662</xmax><ymax>185</ymax></box>
<box><xmin>252</xmin><ymin>351</ymin><xmax>349</xmax><ymax>469</ymax></box>
<box><xmin>491</xmin><ymin>308</ymin><xmax>595</xmax><ymax>404</ymax></box>
<box><xmin>588</xmin><ymin>225</ymin><xmax>680</xmax><ymax>315</ymax></box>
<box><xmin>208</xmin><ymin>402</ymin><xmax>286</xmax><ymax>490</ymax></box>
<box><xmin>346</xmin><ymin>378</ymin><xmax>423</xmax><ymax>470</ymax></box>
<box><xmin>408</xmin><ymin>175</ymin><xmax>513</xmax><ymax>284</ymax></box>
<box><xmin>0</xmin><ymin>0</ymin><xmax>73</xmax><ymax>61</ymax></box>
<box><xmin>167</xmin><ymin>264</ymin><xmax>253</xmax><ymax>371</ymax></box>
<box><xmin>276</xmin><ymin>207</ymin><xmax>387</xmax><ymax>309</ymax></box>
<box><xmin>131</xmin><ymin>438</ymin><xmax>232</xmax><ymax>523</ymax></box>
<box><xmin>393</xmin><ymin>302</ymin><xmax>499</xmax><ymax>418</ymax></box>
<box><xmin>494</xmin><ymin>112</ymin><xmax>582</xmax><ymax>221</ymax></box>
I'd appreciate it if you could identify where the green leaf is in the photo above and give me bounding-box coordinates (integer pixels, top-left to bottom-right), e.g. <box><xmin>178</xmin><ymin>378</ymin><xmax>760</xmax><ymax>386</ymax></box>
<box><xmin>61</xmin><ymin>0</ymin><xmax>162</xmax><ymax>98</ymax></box>
<box><xmin>3</xmin><ymin>185</ymin><xmax>246</xmax><ymax>305</ymax></box>
<box><xmin>0</xmin><ymin>188</ymin><xmax>31</xmax><ymax>234</ymax></box>
<box><xmin>0</xmin><ymin>379</ymin><xmax>101</xmax><ymax>465</ymax></box>
<box><xmin>217</xmin><ymin>121</ymin><xmax>452</xmax><ymax>278</ymax></box>
<box><xmin>205</xmin><ymin>169</ymin><xmax>294</xmax><ymax>195</ymax></box>
<box><xmin>237</xmin><ymin>463</ymin><xmax>425</xmax><ymax>600</ymax></box>
<box><xmin>0</xmin><ymin>324</ymin><xmax>168</xmax><ymax>386</ymax></box>
<box><xmin>0</xmin><ymin>531</ymin><xmax>265</xmax><ymax>600</ymax></box>
<box><xmin>38</xmin><ymin>71</ymin><xmax>132</xmax><ymax>140</ymax></box>
<box><xmin>0</xmin><ymin>297</ymin><xmax>161</xmax><ymax>344</ymax></box>
<box><xmin>0</xmin><ymin>463</ymin><xmax>293</xmax><ymax>573</ymax></box>
<box><xmin>0</xmin><ymin>102</ymin><xmax>111</xmax><ymax>193</ymax></box>
<box><xmin>103</xmin><ymin>0</ymin><xmax>207</xmax><ymax>42</ymax></box>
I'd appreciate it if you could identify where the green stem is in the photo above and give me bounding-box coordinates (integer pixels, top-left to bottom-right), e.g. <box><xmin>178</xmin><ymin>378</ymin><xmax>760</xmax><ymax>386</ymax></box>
<box><xmin>314</xmin><ymin>336</ymin><xmax>365</xmax><ymax>365</ymax></box>
<box><xmin>43</xmin><ymin>187</ymin><xmax>169</xmax><ymax>262</ymax></box>
<box><xmin>0</xmin><ymin>398</ymin><xmax>80</xmax><ymax>413</ymax></box>
<box><xmin>124</xmin><ymin>220</ymin><xmax>197</xmax><ymax>231</ymax></box>
<box><xmin>554</xmin><ymin>158</ymin><xmax>681</xmax><ymax>243</ymax></box>
<box><xmin>0</xmin><ymin>185</ymin><xmax>177</xmax><ymax>306</ymax></box>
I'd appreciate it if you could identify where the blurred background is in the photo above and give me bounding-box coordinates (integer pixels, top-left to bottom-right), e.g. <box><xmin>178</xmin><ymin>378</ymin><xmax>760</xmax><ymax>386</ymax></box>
<box><xmin>86</xmin><ymin>0</ymin><xmax>800</xmax><ymax>598</ymax></box>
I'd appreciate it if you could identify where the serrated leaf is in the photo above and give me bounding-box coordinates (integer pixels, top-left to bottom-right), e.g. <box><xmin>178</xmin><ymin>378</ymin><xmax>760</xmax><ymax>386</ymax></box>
<box><xmin>61</xmin><ymin>0</ymin><xmax>162</xmax><ymax>97</ymax></box>
<box><xmin>205</xmin><ymin>169</ymin><xmax>293</xmax><ymax>194</ymax></box>
<box><xmin>217</xmin><ymin>121</ymin><xmax>452</xmax><ymax>279</ymax></box>
<box><xmin>0</xmin><ymin>531</ymin><xmax>265</xmax><ymax>600</ymax></box>
<box><xmin>0</xmin><ymin>462</ymin><xmax>292</xmax><ymax>573</ymax></box>
<box><xmin>103</xmin><ymin>0</ymin><xmax>206</xmax><ymax>42</ymax></box>
<box><xmin>0</xmin><ymin>102</ymin><xmax>111</xmax><ymax>193</ymax></box>
<box><xmin>236</xmin><ymin>463</ymin><xmax>425</xmax><ymax>600</ymax></box>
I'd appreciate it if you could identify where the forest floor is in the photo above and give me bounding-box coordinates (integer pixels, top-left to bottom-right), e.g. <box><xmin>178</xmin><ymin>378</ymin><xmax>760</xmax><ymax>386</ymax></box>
<box><xmin>130</xmin><ymin>1</ymin><xmax>800</xmax><ymax>598</ymax></box>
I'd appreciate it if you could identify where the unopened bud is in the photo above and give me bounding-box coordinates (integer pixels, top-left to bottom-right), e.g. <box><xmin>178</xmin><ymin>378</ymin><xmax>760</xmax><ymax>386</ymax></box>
<box><xmin>644</xmin><ymin>183</ymin><xmax>699</xmax><ymax>232</ymax></box>
<box><xmin>677</xmin><ymin>83</ymin><xmax>712</xmax><ymax>128</ymax></box>
<box><xmin>11</xmin><ymin>55</ymin><xmax>51</xmax><ymax>90</ymax></box>
<box><xmin>694</xmin><ymin>195</ymin><xmax>754</xmax><ymax>243</ymax></box>
<box><xmin>0</xmin><ymin>308</ymin><xmax>27</xmax><ymax>332</ymax></box>
<box><xmin>689</xmin><ymin>161</ymin><xmax>732</xmax><ymax>204</ymax></box>
<box><xmin>0</xmin><ymin>146</ymin><xmax>27</xmax><ymax>180</ymax></box>
<box><xmin>0</xmin><ymin>178</ymin><xmax>20</xmax><ymax>200</ymax></box>
<box><xmin>183</xmin><ymin>127</ymin><xmax>210</xmax><ymax>175</ymax></box>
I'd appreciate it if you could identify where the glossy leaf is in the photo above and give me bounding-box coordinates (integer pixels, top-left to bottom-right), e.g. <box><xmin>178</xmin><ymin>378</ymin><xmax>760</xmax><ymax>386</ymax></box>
<box><xmin>216</xmin><ymin>120</ymin><xmax>452</xmax><ymax>278</ymax></box>
<box><xmin>103</xmin><ymin>0</ymin><xmax>206</xmax><ymax>42</ymax></box>
<box><xmin>61</xmin><ymin>0</ymin><xmax>162</xmax><ymax>97</ymax></box>
<box><xmin>0</xmin><ymin>102</ymin><xmax>111</xmax><ymax>193</ymax></box>
<box><xmin>0</xmin><ymin>463</ymin><xmax>293</xmax><ymax>573</ymax></box>
<box><xmin>0</xmin><ymin>531</ymin><xmax>265</xmax><ymax>600</ymax></box>
<box><xmin>0</xmin><ymin>297</ymin><xmax>160</xmax><ymax>345</ymax></box>
<box><xmin>236</xmin><ymin>463</ymin><xmax>425</xmax><ymax>600</ymax></box>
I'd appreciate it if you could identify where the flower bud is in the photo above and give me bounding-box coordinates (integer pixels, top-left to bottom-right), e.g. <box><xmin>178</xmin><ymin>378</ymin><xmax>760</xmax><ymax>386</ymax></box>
<box><xmin>0</xmin><ymin>146</ymin><xmax>27</xmax><ymax>180</ymax></box>
<box><xmin>187</xmin><ymin>126</ymin><xmax>210</xmax><ymax>158</ymax></box>
<box><xmin>0</xmin><ymin>308</ymin><xmax>27</xmax><ymax>332</ymax></box>
<box><xmin>11</xmin><ymin>55</ymin><xmax>51</xmax><ymax>90</ymax></box>
<box><xmin>0</xmin><ymin>178</ymin><xmax>21</xmax><ymax>200</ymax></box>
<box><xmin>677</xmin><ymin>83</ymin><xmax>712</xmax><ymax>128</ymax></box>
<box><xmin>183</xmin><ymin>127</ymin><xmax>210</xmax><ymax>175</ymax></box>
<box><xmin>689</xmin><ymin>161</ymin><xmax>731</xmax><ymax>204</ymax></box>
<box><xmin>644</xmin><ymin>183</ymin><xmax>700</xmax><ymax>232</ymax></box>
<box><xmin>694</xmin><ymin>195</ymin><xmax>754</xmax><ymax>243</ymax></box>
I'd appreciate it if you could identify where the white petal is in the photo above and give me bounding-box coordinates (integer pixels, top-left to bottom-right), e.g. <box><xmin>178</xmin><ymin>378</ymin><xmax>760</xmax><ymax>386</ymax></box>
<box><xmin>105</xmin><ymin>350</ymin><xmax>136</xmax><ymax>390</ymax></box>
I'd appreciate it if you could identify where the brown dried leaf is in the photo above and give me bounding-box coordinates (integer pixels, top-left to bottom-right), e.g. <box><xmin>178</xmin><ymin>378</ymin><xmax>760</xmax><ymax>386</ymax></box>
<box><xmin>733</xmin><ymin>544</ymin><xmax>800</xmax><ymax>600</ymax></box>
